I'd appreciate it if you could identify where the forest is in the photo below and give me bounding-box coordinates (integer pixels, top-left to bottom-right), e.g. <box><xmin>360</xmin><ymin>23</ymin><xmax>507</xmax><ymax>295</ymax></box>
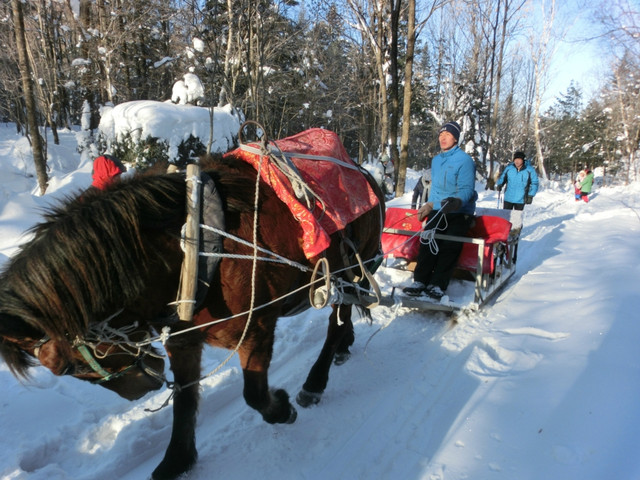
<box><xmin>2</xmin><ymin>0</ymin><xmax>639</xmax><ymax>196</ymax></box>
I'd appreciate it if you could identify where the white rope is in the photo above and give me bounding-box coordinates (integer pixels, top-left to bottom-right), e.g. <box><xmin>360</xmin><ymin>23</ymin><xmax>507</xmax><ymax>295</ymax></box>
<box><xmin>197</xmin><ymin>149</ymin><xmax>266</xmax><ymax>382</ymax></box>
<box><xmin>239</xmin><ymin>142</ymin><xmax>327</xmax><ymax>214</ymax></box>
<box><xmin>418</xmin><ymin>209</ymin><xmax>449</xmax><ymax>255</ymax></box>
<box><xmin>363</xmin><ymin>294</ymin><xmax>403</xmax><ymax>359</ymax></box>
<box><xmin>81</xmin><ymin>312</ymin><xmax>163</xmax><ymax>359</ymax></box>
<box><xmin>200</xmin><ymin>224</ymin><xmax>310</xmax><ymax>271</ymax></box>
<box><xmin>131</xmin><ymin>251</ymin><xmax>384</xmax><ymax>348</ymax></box>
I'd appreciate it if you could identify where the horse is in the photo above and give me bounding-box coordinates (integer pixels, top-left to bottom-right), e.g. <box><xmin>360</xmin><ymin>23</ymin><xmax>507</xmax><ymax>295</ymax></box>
<box><xmin>0</xmin><ymin>146</ymin><xmax>385</xmax><ymax>479</ymax></box>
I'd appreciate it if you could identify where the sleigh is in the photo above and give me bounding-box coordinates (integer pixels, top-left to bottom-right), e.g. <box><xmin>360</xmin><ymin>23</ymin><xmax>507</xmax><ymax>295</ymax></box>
<box><xmin>378</xmin><ymin>206</ymin><xmax>523</xmax><ymax>313</ymax></box>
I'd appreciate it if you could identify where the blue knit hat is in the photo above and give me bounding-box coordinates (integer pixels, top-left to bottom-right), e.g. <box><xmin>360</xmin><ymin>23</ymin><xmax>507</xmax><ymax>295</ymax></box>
<box><xmin>439</xmin><ymin>121</ymin><xmax>461</xmax><ymax>142</ymax></box>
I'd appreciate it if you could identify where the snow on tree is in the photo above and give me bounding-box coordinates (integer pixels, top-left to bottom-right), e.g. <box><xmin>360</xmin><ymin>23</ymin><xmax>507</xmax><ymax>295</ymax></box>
<box><xmin>171</xmin><ymin>73</ymin><xmax>205</xmax><ymax>105</ymax></box>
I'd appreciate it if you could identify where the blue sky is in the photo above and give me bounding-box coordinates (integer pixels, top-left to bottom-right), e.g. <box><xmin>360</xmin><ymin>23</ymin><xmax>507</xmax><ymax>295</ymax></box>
<box><xmin>543</xmin><ymin>0</ymin><xmax>608</xmax><ymax>109</ymax></box>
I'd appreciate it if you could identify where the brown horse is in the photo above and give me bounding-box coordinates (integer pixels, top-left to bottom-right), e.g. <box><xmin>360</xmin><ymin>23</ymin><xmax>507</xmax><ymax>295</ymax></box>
<box><xmin>0</xmin><ymin>148</ymin><xmax>385</xmax><ymax>479</ymax></box>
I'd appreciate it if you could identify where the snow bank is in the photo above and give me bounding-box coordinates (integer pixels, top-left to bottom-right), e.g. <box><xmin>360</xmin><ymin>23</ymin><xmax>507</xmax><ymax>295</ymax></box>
<box><xmin>98</xmin><ymin>101</ymin><xmax>242</xmax><ymax>161</ymax></box>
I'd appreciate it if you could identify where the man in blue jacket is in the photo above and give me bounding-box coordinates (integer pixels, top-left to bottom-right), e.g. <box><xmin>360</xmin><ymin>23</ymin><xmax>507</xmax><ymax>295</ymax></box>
<box><xmin>496</xmin><ymin>151</ymin><xmax>539</xmax><ymax>210</ymax></box>
<box><xmin>403</xmin><ymin>121</ymin><xmax>477</xmax><ymax>300</ymax></box>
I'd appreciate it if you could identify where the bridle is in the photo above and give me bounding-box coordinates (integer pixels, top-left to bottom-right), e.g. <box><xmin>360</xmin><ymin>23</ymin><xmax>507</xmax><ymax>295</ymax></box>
<box><xmin>29</xmin><ymin>322</ymin><xmax>167</xmax><ymax>386</ymax></box>
<box><xmin>73</xmin><ymin>341</ymin><xmax>166</xmax><ymax>385</ymax></box>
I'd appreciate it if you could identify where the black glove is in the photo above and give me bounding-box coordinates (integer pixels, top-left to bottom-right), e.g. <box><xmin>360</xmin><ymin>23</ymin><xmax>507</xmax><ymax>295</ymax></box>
<box><xmin>440</xmin><ymin>197</ymin><xmax>462</xmax><ymax>214</ymax></box>
<box><xmin>525</xmin><ymin>195</ymin><xmax>533</xmax><ymax>204</ymax></box>
<box><xmin>496</xmin><ymin>184</ymin><xmax>503</xmax><ymax>192</ymax></box>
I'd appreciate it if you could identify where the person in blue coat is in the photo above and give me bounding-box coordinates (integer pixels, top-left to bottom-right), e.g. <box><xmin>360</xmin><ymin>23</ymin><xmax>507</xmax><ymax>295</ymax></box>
<box><xmin>496</xmin><ymin>151</ymin><xmax>539</xmax><ymax>210</ymax></box>
<box><xmin>403</xmin><ymin>121</ymin><xmax>478</xmax><ymax>300</ymax></box>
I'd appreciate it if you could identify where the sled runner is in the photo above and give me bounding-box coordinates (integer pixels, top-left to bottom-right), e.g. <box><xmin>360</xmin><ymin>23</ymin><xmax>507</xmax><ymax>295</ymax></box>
<box><xmin>379</xmin><ymin>206</ymin><xmax>523</xmax><ymax>313</ymax></box>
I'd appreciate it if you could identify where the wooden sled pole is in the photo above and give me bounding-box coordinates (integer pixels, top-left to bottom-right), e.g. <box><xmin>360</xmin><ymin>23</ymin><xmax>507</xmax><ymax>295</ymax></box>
<box><xmin>178</xmin><ymin>163</ymin><xmax>201</xmax><ymax>321</ymax></box>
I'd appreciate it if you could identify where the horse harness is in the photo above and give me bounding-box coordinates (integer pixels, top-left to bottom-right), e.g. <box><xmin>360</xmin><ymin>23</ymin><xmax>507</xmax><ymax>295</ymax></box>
<box><xmin>29</xmin><ymin>314</ymin><xmax>167</xmax><ymax>386</ymax></box>
<box><xmin>43</xmin><ymin>139</ymin><xmax>382</xmax><ymax>390</ymax></box>
<box><xmin>170</xmin><ymin>132</ymin><xmax>384</xmax><ymax>324</ymax></box>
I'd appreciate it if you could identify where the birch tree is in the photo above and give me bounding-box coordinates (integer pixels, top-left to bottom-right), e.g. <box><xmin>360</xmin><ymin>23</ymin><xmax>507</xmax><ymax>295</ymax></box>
<box><xmin>346</xmin><ymin>0</ymin><xmax>390</xmax><ymax>156</ymax></box>
<box><xmin>396</xmin><ymin>0</ymin><xmax>444</xmax><ymax>195</ymax></box>
<box><xmin>529</xmin><ymin>0</ymin><xmax>558</xmax><ymax>181</ymax></box>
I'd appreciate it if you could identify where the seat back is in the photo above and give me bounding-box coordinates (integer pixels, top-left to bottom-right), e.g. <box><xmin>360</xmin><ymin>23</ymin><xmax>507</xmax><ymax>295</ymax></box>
<box><xmin>457</xmin><ymin>215</ymin><xmax>512</xmax><ymax>273</ymax></box>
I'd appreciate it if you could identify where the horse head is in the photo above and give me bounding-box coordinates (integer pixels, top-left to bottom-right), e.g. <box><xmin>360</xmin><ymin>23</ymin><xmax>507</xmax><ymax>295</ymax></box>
<box><xmin>0</xmin><ymin>310</ymin><xmax>166</xmax><ymax>400</ymax></box>
<box><xmin>0</xmin><ymin>174</ymin><xmax>188</xmax><ymax>401</ymax></box>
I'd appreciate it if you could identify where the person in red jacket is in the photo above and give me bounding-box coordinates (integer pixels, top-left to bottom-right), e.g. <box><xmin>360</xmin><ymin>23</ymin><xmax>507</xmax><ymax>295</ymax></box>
<box><xmin>91</xmin><ymin>154</ymin><xmax>126</xmax><ymax>190</ymax></box>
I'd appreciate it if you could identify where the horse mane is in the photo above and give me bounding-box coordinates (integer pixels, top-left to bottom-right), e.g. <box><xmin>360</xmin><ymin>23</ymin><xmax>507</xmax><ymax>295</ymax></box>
<box><xmin>0</xmin><ymin>174</ymin><xmax>187</xmax><ymax>347</ymax></box>
<box><xmin>0</xmin><ymin>155</ymin><xmax>265</xmax><ymax>378</ymax></box>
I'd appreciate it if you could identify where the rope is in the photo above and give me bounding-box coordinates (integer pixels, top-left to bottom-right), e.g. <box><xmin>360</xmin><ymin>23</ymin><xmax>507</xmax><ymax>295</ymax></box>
<box><xmin>363</xmin><ymin>289</ymin><xmax>403</xmax><ymax>359</ymax></box>
<box><xmin>84</xmin><ymin>137</ymin><xmax>399</xmax><ymax>388</ymax></box>
<box><xmin>199</xmin><ymin>224</ymin><xmax>310</xmax><ymax>271</ymax></box>
<box><xmin>92</xmin><ymin>199</ymin><xmax>452</xmax><ymax>353</ymax></box>
<box><xmin>419</xmin><ymin>214</ymin><xmax>448</xmax><ymax>255</ymax></box>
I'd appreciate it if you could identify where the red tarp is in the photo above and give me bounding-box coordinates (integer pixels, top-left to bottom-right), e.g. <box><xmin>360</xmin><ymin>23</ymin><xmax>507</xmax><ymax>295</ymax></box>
<box><xmin>228</xmin><ymin>128</ymin><xmax>380</xmax><ymax>259</ymax></box>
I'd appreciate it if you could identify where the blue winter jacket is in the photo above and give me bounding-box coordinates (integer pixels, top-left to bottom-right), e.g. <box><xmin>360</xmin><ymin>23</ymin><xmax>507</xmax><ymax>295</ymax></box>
<box><xmin>428</xmin><ymin>146</ymin><xmax>477</xmax><ymax>215</ymax></box>
<box><xmin>496</xmin><ymin>160</ymin><xmax>539</xmax><ymax>204</ymax></box>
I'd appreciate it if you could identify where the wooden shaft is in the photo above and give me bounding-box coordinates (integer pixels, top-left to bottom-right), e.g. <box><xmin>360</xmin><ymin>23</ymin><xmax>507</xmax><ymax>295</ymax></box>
<box><xmin>178</xmin><ymin>163</ymin><xmax>201</xmax><ymax>321</ymax></box>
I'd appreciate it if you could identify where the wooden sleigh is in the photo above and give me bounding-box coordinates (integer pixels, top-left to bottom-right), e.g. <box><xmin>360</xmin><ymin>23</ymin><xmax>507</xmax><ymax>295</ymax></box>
<box><xmin>379</xmin><ymin>206</ymin><xmax>523</xmax><ymax>313</ymax></box>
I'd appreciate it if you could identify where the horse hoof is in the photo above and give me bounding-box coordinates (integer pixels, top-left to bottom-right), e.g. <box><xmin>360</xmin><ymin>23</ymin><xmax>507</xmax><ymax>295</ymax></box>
<box><xmin>296</xmin><ymin>388</ymin><xmax>322</xmax><ymax>408</ymax></box>
<box><xmin>152</xmin><ymin>453</ymin><xmax>197</xmax><ymax>480</ymax></box>
<box><xmin>334</xmin><ymin>351</ymin><xmax>351</xmax><ymax>365</ymax></box>
<box><xmin>286</xmin><ymin>404</ymin><xmax>298</xmax><ymax>424</ymax></box>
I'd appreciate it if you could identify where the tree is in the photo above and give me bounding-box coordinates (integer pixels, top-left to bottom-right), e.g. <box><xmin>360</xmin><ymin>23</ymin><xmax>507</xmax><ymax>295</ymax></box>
<box><xmin>542</xmin><ymin>83</ymin><xmax>586</xmax><ymax>176</ymax></box>
<box><xmin>529</xmin><ymin>0</ymin><xmax>558</xmax><ymax>181</ymax></box>
<box><xmin>607</xmin><ymin>57</ymin><xmax>640</xmax><ymax>183</ymax></box>
<box><xmin>396</xmin><ymin>0</ymin><xmax>444</xmax><ymax>195</ymax></box>
<box><xmin>485</xmin><ymin>0</ymin><xmax>527</xmax><ymax>185</ymax></box>
<box><xmin>11</xmin><ymin>0</ymin><xmax>48</xmax><ymax>194</ymax></box>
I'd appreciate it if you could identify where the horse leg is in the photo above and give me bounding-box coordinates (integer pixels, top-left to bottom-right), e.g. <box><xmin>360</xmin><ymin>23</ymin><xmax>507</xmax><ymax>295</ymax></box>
<box><xmin>239</xmin><ymin>333</ymin><xmax>298</xmax><ymax>425</ymax></box>
<box><xmin>152</xmin><ymin>336</ymin><xmax>204</xmax><ymax>480</ymax></box>
<box><xmin>334</xmin><ymin>307</ymin><xmax>355</xmax><ymax>365</ymax></box>
<box><xmin>296</xmin><ymin>304</ymin><xmax>353</xmax><ymax>407</ymax></box>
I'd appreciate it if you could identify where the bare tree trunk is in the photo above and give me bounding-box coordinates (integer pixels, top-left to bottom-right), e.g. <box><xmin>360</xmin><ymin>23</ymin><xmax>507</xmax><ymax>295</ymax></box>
<box><xmin>530</xmin><ymin>0</ymin><xmax>558</xmax><ymax>181</ymax></box>
<box><xmin>218</xmin><ymin>0</ymin><xmax>236</xmax><ymax>107</ymax></box>
<box><xmin>374</xmin><ymin>3</ymin><xmax>390</xmax><ymax>154</ymax></box>
<box><xmin>35</xmin><ymin>0</ymin><xmax>60</xmax><ymax>144</ymax></box>
<box><xmin>397</xmin><ymin>0</ymin><xmax>416</xmax><ymax>197</ymax></box>
<box><xmin>347</xmin><ymin>0</ymin><xmax>389</xmax><ymax>156</ymax></box>
<box><xmin>614</xmin><ymin>68</ymin><xmax>635</xmax><ymax>185</ymax></box>
<box><xmin>12</xmin><ymin>0</ymin><xmax>48</xmax><ymax>194</ymax></box>
<box><xmin>388</xmin><ymin>0</ymin><xmax>401</xmax><ymax>180</ymax></box>
<box><xmin>486</xmin><ymin>0</ymin><xmax>503</xmax><ymax>185</ymax></box>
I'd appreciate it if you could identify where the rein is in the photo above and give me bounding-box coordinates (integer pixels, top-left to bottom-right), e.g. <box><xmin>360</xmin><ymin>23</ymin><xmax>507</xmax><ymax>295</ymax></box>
<box><xmin>76</xmin><ymin>344</ymin><xmax>143</xmax><ymax>384</ymax></box>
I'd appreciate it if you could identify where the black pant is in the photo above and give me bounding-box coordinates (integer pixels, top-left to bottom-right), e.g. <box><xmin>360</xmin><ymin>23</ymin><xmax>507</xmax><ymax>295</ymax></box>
<box><xmin>413</xmin><ymin>213</ymin><xmax>474</xmax><ymax>291</ymax></box>
<box><xmin>503</xmin><ymin>201</ymin><xmax>524</xmax><ymax>210</ymax></box>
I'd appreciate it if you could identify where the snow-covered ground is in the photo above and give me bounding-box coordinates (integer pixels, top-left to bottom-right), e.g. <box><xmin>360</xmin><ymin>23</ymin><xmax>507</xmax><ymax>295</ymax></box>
<box><xmin>1</xmin><ymin>121</ymin><xmax>640</xmax><ymax>480</ymax></box>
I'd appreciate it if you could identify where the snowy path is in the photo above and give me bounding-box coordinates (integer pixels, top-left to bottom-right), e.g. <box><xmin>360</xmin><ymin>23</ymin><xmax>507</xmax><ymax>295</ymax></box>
<box><xmin>2</xmin><ymin>183</ymin><xmax>640</xmax><ymax>480</ymax></box>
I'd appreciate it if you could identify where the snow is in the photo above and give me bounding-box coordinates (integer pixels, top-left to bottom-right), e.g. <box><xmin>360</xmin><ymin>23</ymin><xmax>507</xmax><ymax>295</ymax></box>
<box><xmin>98</xmin><ymin>100</ymin><xmax>241</xmax><ymax>162</ymax></box>
<box><xmin>171</xmin><ymin>73</ymin><xmax>205</xmax><ymax>105</ymax></box>
<box><xmin>1</xmin><ymin>116</ymin><xmax>640</xmax><ymax>480</ymax></box>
